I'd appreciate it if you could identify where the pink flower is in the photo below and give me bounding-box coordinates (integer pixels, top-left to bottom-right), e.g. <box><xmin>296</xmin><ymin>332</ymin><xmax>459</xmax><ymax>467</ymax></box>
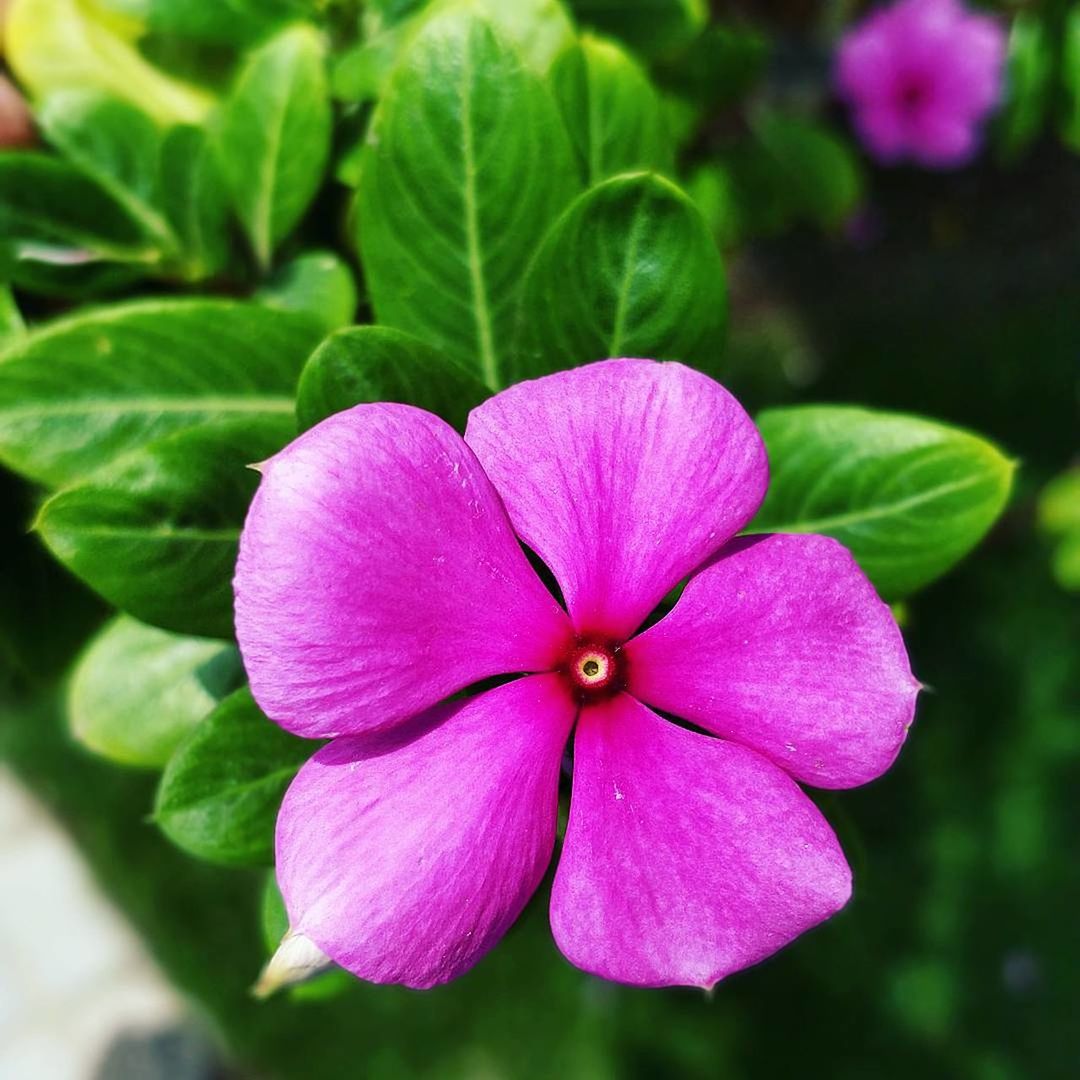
<box><xmin>835</xmin><ymin>0</ymin><xmax>1006</xmax><ymax>168</ymax></box>
<box><xmin>235</xmin><ymin>360</ymin><xmax>919</xmax><ymax>990</ymax></box>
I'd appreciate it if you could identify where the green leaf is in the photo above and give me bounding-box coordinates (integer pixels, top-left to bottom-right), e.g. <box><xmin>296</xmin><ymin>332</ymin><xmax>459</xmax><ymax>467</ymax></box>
<box><xmin>511</xmin><ymin>172</ymin><xmax>727</xmax><ymax>382</ymax></box>
<box><xmin>1038</xmin><ymin>467</ymin><xmax>1080</xmax><ymax>592</ymax></box>
<box><xmin>0</xmin><ymin>298</ymin><xmax>323</xmax><ymax>487</ymax></box>
<box><xmin>36</xmin><ymin>415</ymin><xmax>292</xmax><ymax>638</ymax></box>
<box><xmin>68</xmin><ymin>614</ymin><xmax>242</xmax><ymax>767</ymax></box>
<box><xmin>155</xmin><ymin>686</ymin><xmax>312</xmax><ymax>866</ymax></box>
<box><xmin>257</xmin><ymin>251</ymin><xmax>358</xmax><ymax>333</ymax></box>
<box><xmin>214</xmin><ymin>24</ymin><xmax>332</xmax><ymax>269</ymax></box>
<box><xmin>996</xmin><ymin>12</ymin><xmax>1053</xmax><ymax>159</ymax></box>
<box><xmin>335</xmin><ymin>0</ymin><xmax>573</xmax><ymax>102</ymax></box>
<box><xmin>6</xmin><ymin>0</ymin><xmax>213</xmax><ymax>125</ymax></box>
<box><xmin>104</xmin><ymin>0</ymin><xmax>314</xmax><ymax>45</ymax></box>
<box><xmin>1060</xmin><ymin>6</ymin><xmax>1080</xmax><ymax>150</ymax></box>
<box><xmin>566</xmin><ymin>0</ymin><xmax>707</xmax><ymax>60</ymax></box>
<box><xmin>296</xmin><ymin>325</ymin><xmax>489</xmax><ymax>430</ymax></box>
<box><xmin>355</xmin><ymin>10</ymin><xmax>579</xmax><ymax>389</ymax></box>
<box><xmin>752</xmin><ymin>112</ymin><xmax>863</xmax><ymax>230</ymax></box>
<box><xmin>684</xmin><ymin>162</ymin><xmax>739</xmax><ymax>246</ymax></box>
<box><xmin>36</xmin><ymin>89</ymin><xmax>175</xmax><ymax>251</ymax></box>
<box><xmin>0</xmin><ymin>286</ymin><xmax>25</xmax><ymax>347</ymax></box>
<box><xmin>0</xmin><ymin>152</ymin><xmax>159</xmax><ymax>266</ymax></box>
<box><xmin>750</xmin><ymin>406</ymin><xmax>1016</xmax><ymax>600</ymax></box>
<box><xmin>447</xmin><ymin>0</ymin><xmax>574</xmax><ymax>74</ymax></box>
<box><xmin>551</xmin><ymin>35</ymin><xmax>674</xmax><ymax>185</ymax></box>
<box><xmin>158</xmin><ymin>125</ymin><xmax>231</xmax><ymax>281</ymax></box>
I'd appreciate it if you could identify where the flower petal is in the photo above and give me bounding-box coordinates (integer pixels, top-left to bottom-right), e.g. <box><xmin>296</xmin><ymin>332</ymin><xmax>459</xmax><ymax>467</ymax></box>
<box><xmin>626</xmin><ymin>534</ymin><xmax>919</xmax><ymax>789</ymax></box>
<box><xmin>551</xmin><ymin>694</ymin><xmax>851</xmax><ymax>989</ymax></box>
<box><xmin>235</xmin><ymin>404</ymin><xmax>572</xmax><ymax>738</ymax></box>
<box><xmin>465</xmin><ymin>360</ymin><xmax>768</xmax><ymax>640</ymax></box>
<box><xmin>276</xmin><ymin>674</ymin><xmax>576</xmax><ymax>989</ymax></box>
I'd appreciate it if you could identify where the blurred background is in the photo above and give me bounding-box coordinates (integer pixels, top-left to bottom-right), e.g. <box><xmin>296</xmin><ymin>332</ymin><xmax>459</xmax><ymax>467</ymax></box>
<box><xmin>1</xmin><ymin>0</ymin><xmax>1078</xmax><ymax>1077</ymax></box>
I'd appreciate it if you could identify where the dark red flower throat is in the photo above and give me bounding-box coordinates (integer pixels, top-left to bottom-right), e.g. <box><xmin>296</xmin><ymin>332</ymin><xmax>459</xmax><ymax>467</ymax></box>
<box><xmin>563</xmin><ymin>639</ymin><xmax>625</xmax><ymax>702</ymax></box>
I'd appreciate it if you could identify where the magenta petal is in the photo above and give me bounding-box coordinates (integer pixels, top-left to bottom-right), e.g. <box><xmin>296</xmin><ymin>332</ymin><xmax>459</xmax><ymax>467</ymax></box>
<box><xmin>465</xmin><ymin>360</ymin><xmax>768</xmax><ymax>640</ymax></box>
<box><xmin>550</xmin><ymin>694</ymin><xmax>851</xmax><ymax>989</ymax></box>
<box><xmin>276</xmin><ymin>674</ymin><xmax>576</xmax><ymax>989</ymax></box>
<box><xmin>235</xmin><ymin>404</ymin><xmax>572</xmax><ymax>738</ymax></box>
<box><xmin>625</xmin><ymin>534</ymin><xmax>920</xmax><ymax>789</ymax></box>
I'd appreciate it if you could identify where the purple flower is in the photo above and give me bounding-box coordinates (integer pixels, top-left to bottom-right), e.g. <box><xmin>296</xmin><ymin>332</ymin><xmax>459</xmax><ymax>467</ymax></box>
<box><xmin>835</xmin><ymin>0</ymin><xmax>1006</xmax><ymax>168</ymax></box>
<box><xmin>235</xmin><ymin>360</ymin><xmax>919</xmax><ymax>990</ymax></box>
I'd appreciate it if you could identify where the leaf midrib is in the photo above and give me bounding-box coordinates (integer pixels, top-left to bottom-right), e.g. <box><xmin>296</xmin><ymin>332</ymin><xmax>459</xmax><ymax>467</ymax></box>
<box><xmin>0</xmin><ymin>396</ymin><xmax>294</xmax><ymax>419</ymax></box>
<box><xmin>460</xmin><ymin>35</ymin><xmax>499</xmax><ymax>390</ymax></box>
<box><xmin>756</xmin><ymin>473</ymin><xmax>989</xmax><ymax>534</ymax></box>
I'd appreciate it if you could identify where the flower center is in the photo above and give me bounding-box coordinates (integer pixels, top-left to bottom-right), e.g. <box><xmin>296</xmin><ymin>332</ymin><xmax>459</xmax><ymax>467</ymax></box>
<box><xmin>564</xmin><ymin>640</ymin><xmax>623</xmax><ymax>699</ymax></box>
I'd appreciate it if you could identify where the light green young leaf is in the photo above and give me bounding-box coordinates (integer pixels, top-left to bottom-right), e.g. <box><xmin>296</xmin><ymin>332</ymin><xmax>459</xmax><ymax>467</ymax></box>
<box><xmin>69</xmin><ymin>615</ymin><xmax>242</xmax><ymax>768</ymax></box>
<box><xmin>296</xmin><ymin>325</ymin><xmax>489</xmax><ymax>430</ymax></box>
<box><xmin>37</xmin><ymin>89</ymin><xmax>176</xmax><ymax>250</ymax></box>
<box><xmin>511</xmin><ymin>171</ymin><xmax>727</xmax><ymax>382</ymax></box>
<box><xmin>158</xmin><ymin>125</ymin><xmax>231</xmax><ymax>281</ymax></box>
<box><xmin>36</xmin><ymin>415</ymin><xmax>292</xmax><ymax>638</ymax></box>
<box><xmin>355</xmin><ymin>10</ymin><xmax>580</xmax><ymax>388</ymax></box>
<box><xmin>551</xmin><ymin>35</ymin><xmax>674</xmax><ymax>185</ymax></box>
<box><xmin>0</xmin><ymin>298</ymin><xmax>323</xmax><ymax>487</ymax></box>
<box><xmin>214</xmin><ymin>24</ymin><xmax>332</xmax><ymax>270</ymax></box>
<box><xmin>566</xmin><ymin>0</ymin><xmax>707</xmax><ymax>60</ymax></box>
<box><xmin>751</xmin><ymin>406</ymin><xmax>1016</xmax><ymax>600</ymax></box>
<box><xmin>155</xmin><ymin>686</ymin><xmax>312</xmax><ymax>867</ymax></box>
<box><xmin>257</xmin><ymin>251</ymin><xmax>358</xmax><ymax>333</ymax></box>
<box><xmin>6</xmin><ymin>0</ymin><xmax>213</xmax><ymax>125</ymax></box>
<box><xmin>0</xmin><ymin>153</ymin><xmax>160</xmax><ymax>266</ymax></box>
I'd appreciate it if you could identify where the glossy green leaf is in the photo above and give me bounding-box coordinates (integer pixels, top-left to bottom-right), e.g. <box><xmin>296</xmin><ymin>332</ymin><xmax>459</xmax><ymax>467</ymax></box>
<box><xmin>511</xmin><ymin>172</ymin><xmax>727</xmax><ymax>382</ymax></box>
<box><xmin>37</xmin><ymin>89</ymin><xmax>175</xmax><ymax>250</ymax></box>
<box><xmin>6</xmin><ymin>0</ymin><xmax>213</xmax><ymax>125</ymax></box>
<box><xmin>36</xmin><ymin>415</ymin><xmax>292</xmax><ymax>638</ymax></box>
<box><xmin>155</xmin><ymin>687</ymin><xmax>312</xmax><ymax>866</ymax></box>
<box><xmin>296</xmin><ymin>325</ymin><xmax>489</xmax><ymax>430</ymax></box>
<box><xmin>68</xmin><ymin>614</ymin><xmax>242</xmax><ymax>767</ymax></box>
<box><xmin>566</xmin><ymin>0</ymin><xmax>707</xmax><ymax>60</ymax></box>
<box><xmin>257</xmin><ymin>251</ymin><xmax>358</xmax><ymax>333</ymax></box>
<box><xmin>750</xmin><ymin>406</ymin><xmax>1016</xmax><ymax>600</ymax></box>
<box><xmin>0</xmin><ymin>298</ymin><xmax>323</xmax><ymax>487</ymax></box>
<box><xmin>0</xmin><ymin>153</ymin><xmax>159</xmax><ymax>266</ymax></box>
<box><xmin>551</xmin><ymin>35</ymin><xmax>674</xmax><ymax>185</ymax></box>
<box><xmin>355</xmin><ymin>11</ymin><xmax>579</xmax><ymax>388</ymax></box>
<box><xmin>214</xmin><ymin>24</ymin><xmax>332</xmax><ymax>269</ymax></box>
<box><xmin>158</xmin><ymin>125</ymin><xmax>231</xmax><ymax>281</ymax></box>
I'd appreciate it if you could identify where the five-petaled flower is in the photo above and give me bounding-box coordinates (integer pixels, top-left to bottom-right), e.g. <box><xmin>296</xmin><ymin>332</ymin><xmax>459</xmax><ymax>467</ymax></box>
<box><xmin>235</xmin><ymin>359</ymin><xmax>920</xmax><ymax>990</ymax></box>
<box><xmin>835</xmin><ymin>0</ymin><xmax>1006</xmax><ymax>169</ymax></box>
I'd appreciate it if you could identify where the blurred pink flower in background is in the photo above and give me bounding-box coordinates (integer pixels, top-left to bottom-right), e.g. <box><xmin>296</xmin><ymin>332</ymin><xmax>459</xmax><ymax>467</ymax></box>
<box><xmin>835</xmin><ymin>0</ymin><xmax>1007</xmax><ymax>168</ymax></box>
